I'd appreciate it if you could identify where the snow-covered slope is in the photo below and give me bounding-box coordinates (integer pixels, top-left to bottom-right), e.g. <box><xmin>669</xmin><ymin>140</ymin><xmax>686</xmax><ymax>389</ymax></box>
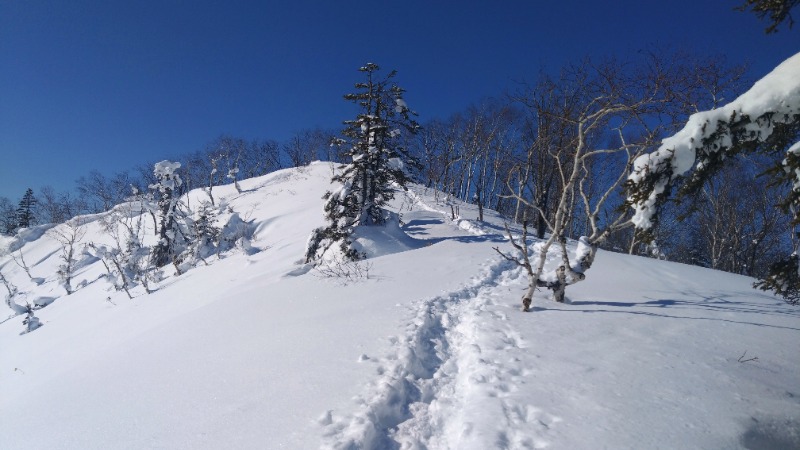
<box><xmin>1</xmin><ymin>162</ymin><xmax>798</xmax><ymax>449</ymax></box>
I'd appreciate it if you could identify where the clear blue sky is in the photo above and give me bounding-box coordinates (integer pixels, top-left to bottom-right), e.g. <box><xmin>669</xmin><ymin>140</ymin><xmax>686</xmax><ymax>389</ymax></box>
<box><xmin>1</xmin><ymin>0</ymin><xmax>797</xmax><ymax>200</ymax></box>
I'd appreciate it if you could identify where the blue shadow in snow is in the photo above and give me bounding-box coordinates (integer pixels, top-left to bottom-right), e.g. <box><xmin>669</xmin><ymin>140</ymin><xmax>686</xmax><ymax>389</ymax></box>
<box><xmin>402</xmin><ymin>218</ymin><xmax>506</xmax><ymax>244</ymax></box>
<box><xmin>537</xmin><ymin>293</ymin><xmax>800</xmax><ymax>332</ymax></box>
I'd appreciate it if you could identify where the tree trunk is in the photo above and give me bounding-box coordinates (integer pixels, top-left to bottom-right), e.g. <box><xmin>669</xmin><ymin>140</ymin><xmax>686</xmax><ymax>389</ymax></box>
<box><xmin>552</xmin><ymin>265</ymin><xmax>567</xmax><ymax>303</ymax></box>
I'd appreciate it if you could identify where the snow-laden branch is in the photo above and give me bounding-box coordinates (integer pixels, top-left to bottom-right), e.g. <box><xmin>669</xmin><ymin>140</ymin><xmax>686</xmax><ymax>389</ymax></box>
<box><xmin>628</xmin><ymin>52</ymin><xmax>800</xmax><ymax>229</ymax></box>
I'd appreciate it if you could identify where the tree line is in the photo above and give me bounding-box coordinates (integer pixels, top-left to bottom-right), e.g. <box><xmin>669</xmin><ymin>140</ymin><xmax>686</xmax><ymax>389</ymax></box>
<box><xmin>0</xmin><ymin>130</ymin><xmax>340</xmax><ymax>231</ymax></box>
<box><xmin>2</xmin><ymin>51</ymin><xmax>797</xmax><ymax>307</ymax></box>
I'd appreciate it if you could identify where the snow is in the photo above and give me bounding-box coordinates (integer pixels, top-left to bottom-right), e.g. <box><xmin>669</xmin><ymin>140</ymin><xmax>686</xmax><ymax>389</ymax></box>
<box><xmin>349</xmin><ymin>211</ymin><xmax>422</xmax><ymax>258</ymax></box>
<box><xmin>629</xmin><ymin>51</ymin><xmax>800</xmax><ymax>229</ymax></box>
<box><xmin>395</xmin><ymin>98</ymin><xmax>409</xmax><ymax>113</ymax></box>
<box><xmin>151</xmin><ymin>160</ymin><xmax>183</xmax><ymax>192</ymax></box>
<box><xmin>1</xmin><ymin>163</ymin><xmax>799</xmax><ymax>449</ymax></box>
<box><xmin>153</xmin><ymin>160</ymin><xmax>182</xmax><ymax>176</ymax></box>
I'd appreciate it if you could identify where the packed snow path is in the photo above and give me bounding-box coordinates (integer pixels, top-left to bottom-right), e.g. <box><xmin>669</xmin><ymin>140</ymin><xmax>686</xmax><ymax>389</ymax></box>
<box><xmin>321</xmin><ymin>258</ymin><xmax>561</xmax><ymax>449</ymax></box>
<box><xmin>322</xmin><ymin>193</ymin><xmax>562</xmax><ymax>449</ymax></box>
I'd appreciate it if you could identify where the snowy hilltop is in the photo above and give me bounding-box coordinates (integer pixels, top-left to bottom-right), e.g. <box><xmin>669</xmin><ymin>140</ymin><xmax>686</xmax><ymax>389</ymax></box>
<box><xmin>1</xmin><ymin>162</ymin><xmax>798</xmax><ymax>449</ymax></box>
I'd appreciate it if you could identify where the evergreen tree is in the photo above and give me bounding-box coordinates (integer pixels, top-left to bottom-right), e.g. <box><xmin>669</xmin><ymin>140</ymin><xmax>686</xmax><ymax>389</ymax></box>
<box><xmin>15</xmin><ymin>188</ymin><xmax>37</xmax><ymax>230</ymax></box>
<box><xmin>737</xmin><ymin>0</ymin><xmax>799</xmax><ymax>33</ymax></box>
<box><xmin>184</xmin><ymin>201</ymin><xmax>222</xmax><ymax>264</ymax></box>
<box><xmin>627</xmin><ymin>52</ymin><xmax>800</xmax><ymax>304</ymax></box>
<box><xmin>0</xmin><ymin>197</ymin><xmax>16</xmax><ymax>235</ymax></box>
<box><xmin>306</xmin><ymin>63</ymin><xmax>420</xmax><ymax>262</ymax></box>
<box><xmin>150</xmin><ymin>161</ymin><xmax>187</xmax><ymax>268</ymax></box>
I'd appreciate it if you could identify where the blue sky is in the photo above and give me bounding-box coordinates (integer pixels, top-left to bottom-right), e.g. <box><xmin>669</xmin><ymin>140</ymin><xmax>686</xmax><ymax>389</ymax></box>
<box><xmin>0</xmin><ymin>0</ymin><xmax>797</xmax><ymax>200</ymax></box>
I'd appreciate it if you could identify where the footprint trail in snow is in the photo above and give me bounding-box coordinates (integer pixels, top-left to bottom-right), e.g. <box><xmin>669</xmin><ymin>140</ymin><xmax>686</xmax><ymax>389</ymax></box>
<box><xmin>321</xmin><ymin>256</ymin><xmax>559</xmax><ymax>449</ymax></box>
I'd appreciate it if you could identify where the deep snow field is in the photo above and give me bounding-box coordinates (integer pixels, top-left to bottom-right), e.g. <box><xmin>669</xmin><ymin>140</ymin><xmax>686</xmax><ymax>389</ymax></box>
<box><xmin>1</xmin><ymin>162</ymin><xmax>798</xmax><ymax>449</ymax></box>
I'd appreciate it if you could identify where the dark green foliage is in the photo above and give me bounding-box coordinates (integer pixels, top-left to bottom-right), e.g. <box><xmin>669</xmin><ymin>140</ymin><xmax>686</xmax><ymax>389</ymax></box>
<box><xmin>737</xmin><ymin>0</ymin><xmax>799</xmax><ymax>33</ymax></box>
<box><xmin>754</xmin><ymin>254</ymin><xmax>800</xmax><ymax>304</ymax></box>
<box><xmin>0</xmin><ymin>197</ymin><xmax>16</xmax><ymax>235</ymax></box>
<box><xmin>628</xmin><ymin>107</ymin><xmax>800</xmax><ymax>304</ymax></box>
<box><xmin>185</xmin><ymin>202</ymin><xmax>222</xmax><ymax>263</ymax></box>
<box><xmin>335</xmin><ymin>62</ymin><xmax>420</xmax><ymax>226</ymax></box>
<box><xmin>306</xmin><ymin>63</ymin><xmax>419</xmax><ymax>262</ymax></box>
<box><xmin>15</xmin><ymin>188</ymin><xmax>37</xmax><ymax>230</ymax></box>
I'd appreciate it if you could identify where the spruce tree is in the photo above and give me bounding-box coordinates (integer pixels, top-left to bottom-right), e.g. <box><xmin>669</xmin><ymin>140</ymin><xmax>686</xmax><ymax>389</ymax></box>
<box><xmin>15</xmin><ymin>188</ymin><xmax>37</xmax><ymax>230</ymax></box>
<box><xmin>306</xmin><ymin>63</ymin><xmax>420</xmax><ymax>262</ymax></box>
<box><xmin>0</xmin><ymin>197</ymin><xmax>16</xmax><ymax>234</ymax></box>
<box><xmin>150</xmin><ymin>161</ymin><xmax>186</xmax><ymax>268</ymax></box>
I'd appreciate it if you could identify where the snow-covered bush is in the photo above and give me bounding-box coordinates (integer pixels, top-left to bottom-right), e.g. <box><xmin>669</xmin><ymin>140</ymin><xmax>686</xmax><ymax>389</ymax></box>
<box><xmin>179</xmin><ymin>201</ymin><xmax>221</xmax><ymax>267</ymax></box>
<box><xmin>312</xmin><ymin>257</ymin><xmax>373</xmax><ymax>282</ymax></box>
<box><xmin>93</xmin><ymin>197</ymin><xmax>154</xmax><ymax>297</ymax></box>
<box><xmin>21</xmin><ymin>306</ymin><xmax>41</xmax><ymax>334</ymax></box>
<box><xmin>1</xmin><ymin>269</ymin><xmax>21</xmax><ymax>312</ymax></box>
<box><xmin>2</xmin><ymin>275</ymin><xmax>41</xmax><ymax>334</ymax></box>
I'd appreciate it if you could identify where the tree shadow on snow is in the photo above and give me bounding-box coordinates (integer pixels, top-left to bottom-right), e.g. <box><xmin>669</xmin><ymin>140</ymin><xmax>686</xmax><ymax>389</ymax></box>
<box><xmin>569</xmin><ymin>290</ymin><xmax>800</xmax><ymax>320</ymax></box>
<box><xmin>532</xmin><ymin>306</ymin><xmax>800</xmax><ymax>331</ymax></box>
<box><xmin>402</xmin><ymin>218</ymin><xmax>506</xmax><ymax>244</ymax></box>
<box><xmin>537</xmin><ymin>293</ymin><xmax>800</xmax><ymax>332</ymax></box>
<box><xmin>401</xmin><ymin>218</ymin><xmax>444</xmax><ymax>236</ymax></box>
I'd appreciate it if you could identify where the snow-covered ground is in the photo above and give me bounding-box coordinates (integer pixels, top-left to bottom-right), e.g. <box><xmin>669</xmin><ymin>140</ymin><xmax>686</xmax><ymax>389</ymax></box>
<box><xmin>1</xmin><ymin>162</ymin><xmax>798</xmax><ymax>449</ymax></box>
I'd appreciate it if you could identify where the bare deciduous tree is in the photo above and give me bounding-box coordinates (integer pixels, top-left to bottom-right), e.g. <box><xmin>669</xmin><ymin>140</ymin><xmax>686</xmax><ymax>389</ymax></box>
<box><xmin>50</xmin><ymin>219</ymin><xmax>86</xmax><ymax>295</ymax></box>
<box><xmin>498</xmin><ymin>54</ymin><xmax>733</xmax><ymax>310</ymax></box>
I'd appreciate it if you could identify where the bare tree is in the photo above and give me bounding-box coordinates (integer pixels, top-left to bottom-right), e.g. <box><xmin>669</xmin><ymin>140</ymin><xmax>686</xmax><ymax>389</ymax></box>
<box><xmin>10</xmin><ymin>249</ymin><xmax>34</xmax><ymax>281</ymax></box>
<box><xmin>284</xmin><ymin>128</ymin><xmax>334</xmax><ymax>167</ymax></box>
<box><xmin>92</xmin><ymin>197</ymin><xmax>154</xmax><ymax>297</ymax></box>
<box><xmin>50</xmin><ymin>219</ymin><xmax>86</xmax><ymax>295</ymax></box>
<box><xmin>75</xmin><ymin>170</ymin><xmax>135</xmax><ymax>214</ymax></box>
<box><xmin>36</xmin><ymin>186</ymin><xmax>87</xmax><ymax>224</ymax></box>
<box><xmin>512</xmin><ymin>76</ymin><xmax>581</xmax><ymax>237</ymax></box>
<box><xmin>0</xmin><ymin>197</ymin><xmax>15</xmax><ymax>235</ymax></box>
<box><xmin>0</xmin><ymin>269</ymin><xmax>19</xmax><ymax>303</ymax></box>
<box><xmin>497</xmin><ymin>54</ymin><xmax>728</xmax><ymax>310</ymax></box>
<box><xmin>240</xmin><ymin>138</ymin><xmax>282</xmax><ymax>177</ymax></box>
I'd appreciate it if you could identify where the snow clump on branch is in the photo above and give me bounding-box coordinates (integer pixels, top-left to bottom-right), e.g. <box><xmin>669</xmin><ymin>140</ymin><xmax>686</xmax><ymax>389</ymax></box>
<box><xmin>628</xmin><ymin>52</ymin><xmax>800</xmax><ymax>229</ymax></box>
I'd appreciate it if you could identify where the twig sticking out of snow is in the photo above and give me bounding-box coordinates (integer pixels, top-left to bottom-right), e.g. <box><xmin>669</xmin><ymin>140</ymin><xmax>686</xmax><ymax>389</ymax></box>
<box><xmin>737</xmin><ymin>350</ymin><xmax>759</xmax><ymax>363</ymax></box>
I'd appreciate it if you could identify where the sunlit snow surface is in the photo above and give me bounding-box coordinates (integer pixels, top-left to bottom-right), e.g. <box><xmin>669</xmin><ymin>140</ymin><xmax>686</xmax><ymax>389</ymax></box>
<box><xmin>1</xmin><ymin>162</ymin><xmax>798</xmax><ymax>449</ymax></box>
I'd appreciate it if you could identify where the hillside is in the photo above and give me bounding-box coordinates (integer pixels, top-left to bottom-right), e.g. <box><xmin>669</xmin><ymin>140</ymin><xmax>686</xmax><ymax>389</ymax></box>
<box><xmin>1</xmin><ymin>162</ymin><xmax>798</xmax><ymax>449</ymax></box>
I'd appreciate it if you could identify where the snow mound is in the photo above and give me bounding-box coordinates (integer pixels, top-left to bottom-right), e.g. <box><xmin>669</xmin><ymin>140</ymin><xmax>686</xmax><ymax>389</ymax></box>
<box><xmin>350</xmin><ymin>211</ymin><xmax>423</xmax><ymax>259</ymax></box>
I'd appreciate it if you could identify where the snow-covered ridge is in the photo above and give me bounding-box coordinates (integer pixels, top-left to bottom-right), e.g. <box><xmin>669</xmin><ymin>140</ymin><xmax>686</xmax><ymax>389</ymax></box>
<box><xmin>2</xmin><ymin>163</ymin><xmax>799</xmax><ymax>449</ymax></box>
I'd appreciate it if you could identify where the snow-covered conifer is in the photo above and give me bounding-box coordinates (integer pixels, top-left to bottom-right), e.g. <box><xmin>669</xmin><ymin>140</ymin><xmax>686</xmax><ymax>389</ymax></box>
<box><xmin>628</xmin><ymin>51</ymin><xmax>800</xmax><ymax>304</ymax></box>
<box><xmin>183</xmin><ymin>201</ymin><xmax>222</xmax><ymax>265</ymax></box>
<box><xmin>15</xmin><ymin>188</ymin><xmax>37</xmax><ymax>230</ymax></box>
<box><xmin>150</xmin><ymin>161</ymin><xmax>189</xmax><ymax>268</ymax></box>
<box><xmin>306</xmin><ymin>63</ymin><xmax>419</xmax><ymax>262</ymax></box>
